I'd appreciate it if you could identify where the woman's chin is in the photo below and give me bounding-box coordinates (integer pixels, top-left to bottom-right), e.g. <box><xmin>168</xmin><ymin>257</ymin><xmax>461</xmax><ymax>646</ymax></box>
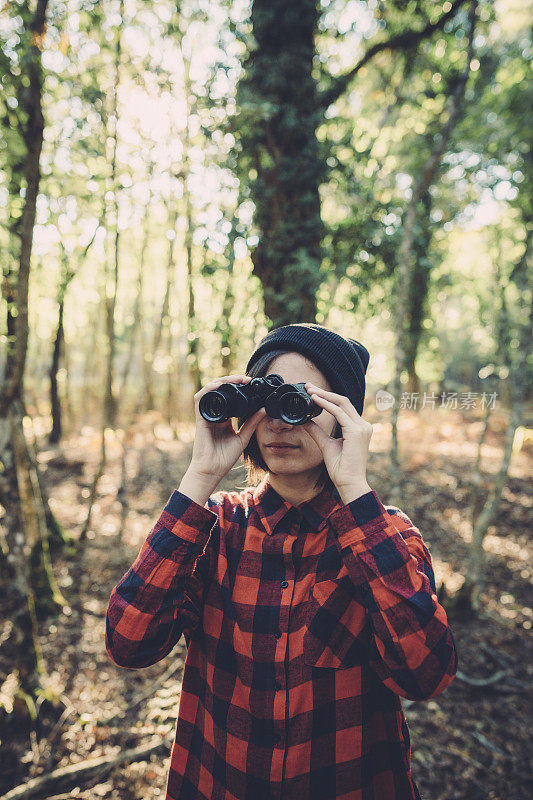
<box><xmin>262</xmin><ymin>452</ymin><xmax>301</xmax><ymax>471</ymax></box>
<box><xmin>261</xmin><ymin>451</ymin><xmax>323</xmax><ymax>477</ymax></box>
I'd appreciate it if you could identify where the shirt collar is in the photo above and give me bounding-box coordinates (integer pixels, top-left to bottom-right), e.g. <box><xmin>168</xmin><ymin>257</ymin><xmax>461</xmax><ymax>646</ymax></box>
<box><xmin>252</xmin><ymin>473</ymin><xmax>343</xmax><ymax>536</ymax></box>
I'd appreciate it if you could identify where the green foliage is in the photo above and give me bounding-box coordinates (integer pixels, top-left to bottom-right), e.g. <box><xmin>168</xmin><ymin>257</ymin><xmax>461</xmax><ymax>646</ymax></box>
<box><xmin>1</xmin><ymin>0</ymin><xmax>530</xmax><ymax>411</ymax></box>
<box><xmin>231</xmin><ymin>0</ymin><xmax>327</xmax><ymax>326</ymax></box>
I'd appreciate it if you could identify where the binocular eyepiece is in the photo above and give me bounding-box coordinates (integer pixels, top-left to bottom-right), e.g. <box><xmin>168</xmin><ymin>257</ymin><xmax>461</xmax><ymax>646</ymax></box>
<box><xmin>199</xmin><ymin>374</ymin><xmax>323</xmax><ymax>425</ymax></box>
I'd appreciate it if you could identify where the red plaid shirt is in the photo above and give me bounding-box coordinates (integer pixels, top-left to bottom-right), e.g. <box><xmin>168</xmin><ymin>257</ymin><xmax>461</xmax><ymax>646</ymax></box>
<box><xmin>105</xmin><ymin>474</ymin><xmax>457</xmax><ymax>800</ymax></box>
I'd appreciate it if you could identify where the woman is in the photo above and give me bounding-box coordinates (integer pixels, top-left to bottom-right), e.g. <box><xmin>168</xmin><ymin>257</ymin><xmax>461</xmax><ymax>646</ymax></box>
<box><xmin>105</xmin><ymin>322</ymin><xmax>458</xmax><ymax>800</ymax></box>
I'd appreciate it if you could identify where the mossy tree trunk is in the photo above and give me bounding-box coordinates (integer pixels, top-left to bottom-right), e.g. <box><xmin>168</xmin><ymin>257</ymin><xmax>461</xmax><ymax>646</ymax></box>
<box><xmin>235</xmin><ymin>0</ymin><xmax>326</xmax><ymax>328</ymax></box>
<box><xmin>0</xmin><ymin>0</ymin><xmax>66</xmax><ymax>727</ymax></box>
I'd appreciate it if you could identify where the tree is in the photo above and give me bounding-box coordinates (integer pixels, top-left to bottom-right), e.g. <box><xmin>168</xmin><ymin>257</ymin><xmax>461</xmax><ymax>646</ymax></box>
<box><xmin>0</xmin><ymin>0</ymin><xmax>66</xmax><ymax>726</ymax></box>
<box><xmin>232</xmin><ymin>0</ymin><xmax>472</xmax><ymax>328</ymax></box>
<box><xmin>455</xmin><ymin>16</ymin><xmax>533</xmax><ymax>612</ymax></box>
<box><xmin>233</xmin><ymin>0</ymin><xmax>326</xmax><ymax>327</ymax></box>
<box><xmin>389</xmin><ymin>0</ymin><xmax>478</xmax><ymax>506</ymax></box>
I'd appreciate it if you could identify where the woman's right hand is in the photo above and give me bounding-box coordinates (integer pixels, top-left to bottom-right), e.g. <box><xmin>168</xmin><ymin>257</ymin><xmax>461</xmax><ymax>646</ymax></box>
<box><xmin>187</xmin><ymin>374</ymin><xmax>267</xmax><ymax>483</ymax></box>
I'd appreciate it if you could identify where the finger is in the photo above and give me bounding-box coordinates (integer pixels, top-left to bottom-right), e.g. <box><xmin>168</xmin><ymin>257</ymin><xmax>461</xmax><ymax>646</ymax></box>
<box><xmin>194</xmin><ymin>375</ymin><xmax>252</xmax><ymax>402</ymax></box>
<box><xmin>306</xmin><ymin>390</ymin><xmax>354</xmax><ymax>427</ymax></box>
<box><xmin>219</xmin><ymin>374</ymin><xmax>253</xmax><ymax>382</ymax></box>
<box><xmin>236</xmin><ymin>407</ymin><xmax>267</xmax><ymax>447</ymax></box>
<box><xmin>305</xmin><ymin>383</ymin><xmax>360</xmax><ymax>415</ymax></box>
<box><xmin>301</xmin><ymin>419</ymin><xmax>331</xmax><ymax>452</ymax></box>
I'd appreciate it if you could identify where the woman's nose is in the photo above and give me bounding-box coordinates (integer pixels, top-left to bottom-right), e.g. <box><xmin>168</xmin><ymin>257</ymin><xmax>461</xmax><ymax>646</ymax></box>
<box><xmin>267</xmin><ymin>417</ymin><xmax>295</xmax><ymax>431</ymax></box>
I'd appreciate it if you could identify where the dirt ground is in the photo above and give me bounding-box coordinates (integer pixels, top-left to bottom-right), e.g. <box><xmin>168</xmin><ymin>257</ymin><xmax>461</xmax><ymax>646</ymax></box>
<box><xmin>0</xmin><ymin>405</ymin><xmax>531</xmax><ymax>800</ymax></box>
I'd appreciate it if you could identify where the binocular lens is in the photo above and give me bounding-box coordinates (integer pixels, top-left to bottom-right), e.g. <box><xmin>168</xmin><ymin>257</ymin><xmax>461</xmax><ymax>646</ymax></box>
<box><xmin>281</xmin><ymin>394</ymin><xmax>306</xmax><ymax>422</ymax></box>
<box><xmin>201</xmin><ymin>392</ymin><xmax>227</xmax><ymax>420</ymax></box>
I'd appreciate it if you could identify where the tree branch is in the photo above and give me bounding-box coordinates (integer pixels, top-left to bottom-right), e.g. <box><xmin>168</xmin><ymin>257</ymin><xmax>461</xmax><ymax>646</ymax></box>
<box><xmin>0</xmin><ymin>734</ymin><xmax>173</xmax><ymax>800</ymax></box>
<box><xmin>411</xmin><ymin>0</ymin><xmax>477</xmax><ymax>205</ymax></box>
<box><xmin>318</xmin><ymin>0</ymin><xmax>469</xmax><ymax>110</ymax></box>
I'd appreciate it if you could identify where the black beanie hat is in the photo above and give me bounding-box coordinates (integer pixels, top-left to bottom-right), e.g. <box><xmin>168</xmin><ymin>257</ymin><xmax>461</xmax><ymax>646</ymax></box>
<box><xmin>246</xmin><ymin>323</ymin><xmax>370</xmax><ymax>417</ymax></box>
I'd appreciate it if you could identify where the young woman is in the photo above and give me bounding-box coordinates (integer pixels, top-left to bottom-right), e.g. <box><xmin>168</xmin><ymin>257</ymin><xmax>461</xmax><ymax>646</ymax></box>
<box><xmin>105</xmin><ymin>323</ymin><xmax>458</xmax><ymax>800</ymax></box>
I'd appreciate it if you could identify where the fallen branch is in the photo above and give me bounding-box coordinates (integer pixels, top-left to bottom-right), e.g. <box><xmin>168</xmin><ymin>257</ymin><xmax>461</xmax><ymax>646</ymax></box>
<box><xmin>0</xmin><ymin>734</ymin><xmax>174</xmax><ymax>800</ymax></box>
<box><xmin>447</xmin><ymin>744</ymin><xmax>500</xmax><ymax>777</ymax></box>
<box><xmin>454</xmin><ymin>668</ymin><xmax>510</xmax><ymax>687</ymax></box>
<box><xmin>45</xmin><ymin>794</ymin><xmax>92</xmax><ymax>800</ymax></box>
<box><xmin>481</xmin><ymin>678</ymin><xmax>530</xmax><ymax>694</ymax></box>
<box><xmin>471</xmin><ymin>730</ymin><xmax>506</xmax><ymax>758</ymax></box>
<box><xmin>478</xmin><ymin>642</ymin><xmax>512</xmax><ymax>670</ymax></box>
<box><xmin>99</xmin><ymin>658</ymin><xmax>183</xmax><ymax>725</ymax></box>
<box><xmin>32</xmin><ymin>695</ymin><xmax>78</xmax><ymax>770</ymax></box>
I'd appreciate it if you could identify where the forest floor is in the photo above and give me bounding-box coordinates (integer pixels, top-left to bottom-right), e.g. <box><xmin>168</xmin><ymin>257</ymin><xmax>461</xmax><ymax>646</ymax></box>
<box><xmin>0</xmin><ymin>404</ymin><xmax>532</xmax><ymax>800</ymax></box>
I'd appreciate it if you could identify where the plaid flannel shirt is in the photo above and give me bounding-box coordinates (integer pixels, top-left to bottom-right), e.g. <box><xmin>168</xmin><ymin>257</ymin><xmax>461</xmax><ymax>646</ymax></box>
<box><xmin>105</xmin><ymin>474</ymin><xmax>457</xmax><ymax>800</ymax></box>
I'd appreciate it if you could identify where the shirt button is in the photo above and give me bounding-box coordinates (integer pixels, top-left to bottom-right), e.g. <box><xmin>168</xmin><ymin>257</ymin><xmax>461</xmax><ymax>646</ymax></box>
<box><xmin>280</xmin><ymin>580</ymin><xmax>288</xmax><ymax>588</ymax></box>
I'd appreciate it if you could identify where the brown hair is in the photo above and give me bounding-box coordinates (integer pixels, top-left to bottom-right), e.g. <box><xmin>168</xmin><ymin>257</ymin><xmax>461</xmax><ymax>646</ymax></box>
<box><xmin>237</xmin><ymin>349</ymin><xmax>342</xmax><ymax>491</ymax></box>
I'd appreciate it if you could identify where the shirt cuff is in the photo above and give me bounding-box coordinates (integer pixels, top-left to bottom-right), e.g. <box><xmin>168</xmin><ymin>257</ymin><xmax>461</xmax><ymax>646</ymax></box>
<box><xmin>159</xmin><ymin>489</ymin><xmax>219</xmax><ymax>546</ymax></box>
<box><xmin>328</xmin><ymin>489</ymin><xmax>390</xmax><ymax>548</ymax></box>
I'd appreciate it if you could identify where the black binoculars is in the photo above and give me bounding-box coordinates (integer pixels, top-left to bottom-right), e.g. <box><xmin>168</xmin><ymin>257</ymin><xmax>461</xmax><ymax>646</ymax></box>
<box><xmin>199</xmin><ymin>374</ymin><xmax>323</xmax><ymax>425</ymax></box>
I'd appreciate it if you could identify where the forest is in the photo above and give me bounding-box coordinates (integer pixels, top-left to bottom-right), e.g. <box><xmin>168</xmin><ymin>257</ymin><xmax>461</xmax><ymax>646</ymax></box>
<box><xmin>0</xmin><ymin>0</ymin><xmax>531</xmax><ymax>798</ymax></box>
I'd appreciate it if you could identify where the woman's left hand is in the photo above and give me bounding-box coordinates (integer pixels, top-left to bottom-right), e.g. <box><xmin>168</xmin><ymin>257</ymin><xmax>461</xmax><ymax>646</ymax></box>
<box><xmin>301</xmin><ymin>382</ymin><xmax>374</xmax><ymax>500</ymax></box>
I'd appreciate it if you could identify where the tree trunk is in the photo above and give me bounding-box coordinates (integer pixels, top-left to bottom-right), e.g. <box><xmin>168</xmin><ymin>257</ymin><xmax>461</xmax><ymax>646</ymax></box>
<box><xmin>220</xmin><ymin>213</ymin><xmax>239</xmax><ymax>375</ymax></box>
<box><xmin>0</xmin><ymin>405</ymin><xmax>65</xmax><ymax>719</ymax></box>
<box><xmin>458</xmin><ymin>229</ymin><xmax>532</xmax><ymax>611</ymax></box>
<box><xmin>102</xmin><ymin>1</ymin><xmax>123</xmax><ymax>429</ymax></box>
<box><xmin>49</xmin><ymin>297</ymin><xmax>64</xmax><ymax>444</ymax></box>
<box><xmin>405</xmin><ymin>191</ymin><xmax>433</xmax><ymax>396</ymax></box>
<box><xmin>0</xmin><ymin>410</ymin><xmax>44</xmax><ymax>727</ymax></box>
<box><xmin>182</xmin><ymin>58</ymin><xmax>203</xmax><ymax>395</ymax></box>
<box><xmin>0</xmin><ymin>0</ymin><xmax>57</xmax><ymax>725</ymax></box>
<box><xmin>468</xmin><ymin>251</ymin><xmax>509</xmax><ymax>546</ymax></box>
<box><xmin>145</xmin><ymin>203</ymin><xmax>178</xmax><ymax>416</ymax></box>
<box><xmin>81</xmin><ymin>3</ymin><xmax>124</xmax><ymax>538</ymax></box>
<box><xmin>163</xmin><ymin>209</ymin><xmax>178</xmax><ymax>425</ymax></box>
<box><xmin>11</xmin><ymin>401</ymin><xmax>65</xmax><ymax>620</ymax></box>
<box><xmin>185</xmin><ymin>194</ymin><xmax>202</xmax><ymax>394</ymax></box>
<box><xmin>132</xmin><ymin>163</ymin><xmax>154</xmax><ymax>415</ymax></box>
<box><xmin>235</xmin><ymin>0</ymin><xmax>326</xmax><ymax>328</ymax></box>
<box><xmin>166</xmin><ymin>312</ymin><xmax>175</xmax><ymax>428</ymax></box>
<box><xmin>80</xmin><ymin>303</ymin><xmax>102</xmax><ymax>427</ymax></box>
<box><xmin>49</xmin><ymin>225</ymin><xmax>99</xmax><ymax>444</ymax></box>
<box><xmin>0</xmin><ymin>1</ymin><xmax>49</xmax><ymax>417</ymax></box>
<box><xmin>119</xmin><ymin>298</ymin><xmax>141</xmax><ymax>415</ymax></box>
<box><xmin>388</xmin><ymin>1</ymin><xmax>477</xmax><ymax>507</ymax></box>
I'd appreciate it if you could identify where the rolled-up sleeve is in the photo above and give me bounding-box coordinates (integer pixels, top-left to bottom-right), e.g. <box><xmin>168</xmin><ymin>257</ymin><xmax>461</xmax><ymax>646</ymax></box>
<box><xmin>328</xmin><ymin>490</ymin><xmax>458</xmax><ymax>700</ymax></box>
<box><xmin>105</xmin><ymin>490</ymin><xmax>219</xmax><ymax>669</ymax></box>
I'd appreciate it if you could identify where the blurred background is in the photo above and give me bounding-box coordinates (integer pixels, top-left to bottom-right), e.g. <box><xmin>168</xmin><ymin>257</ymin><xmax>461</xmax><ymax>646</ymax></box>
<box><xmin>0</xmin><ymin>0</ymin><xmax>531</xmax><ymax>798</ymax></box>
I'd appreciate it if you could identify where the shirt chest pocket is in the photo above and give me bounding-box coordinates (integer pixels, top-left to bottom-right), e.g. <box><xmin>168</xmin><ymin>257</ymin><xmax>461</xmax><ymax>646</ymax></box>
<box><xmin>302</xmin><ymin>577</ymin><xmax>370</xmax><ymax>670</ymax></box>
